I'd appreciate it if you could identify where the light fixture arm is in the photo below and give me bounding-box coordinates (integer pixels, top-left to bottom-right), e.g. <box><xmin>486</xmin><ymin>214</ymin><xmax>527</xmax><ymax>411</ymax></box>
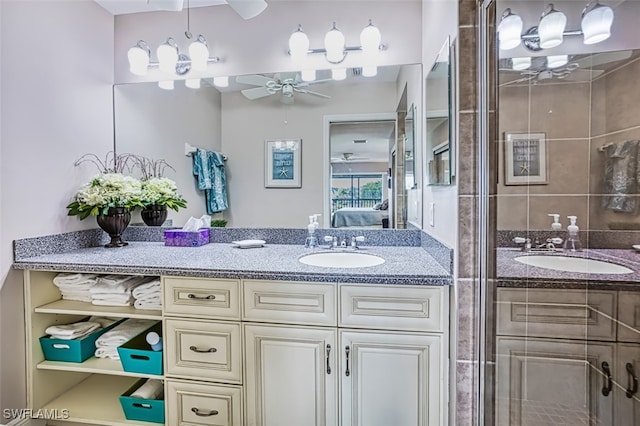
<box><xmin>288</xmin><ymin>44</ymin><xmax>387</xmax><ymax>64</ymax></box>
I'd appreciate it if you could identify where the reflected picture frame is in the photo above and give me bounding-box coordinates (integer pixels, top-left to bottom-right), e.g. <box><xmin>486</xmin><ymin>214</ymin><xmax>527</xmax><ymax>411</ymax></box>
<box><xmin>265</xmin><ymin>139</ymin><xmax>302</xmax><ymax>188</ymax></box>
<box><xmin>504</xmin><ymin>132</ymin><xmax>548</xmax><ymax>185</ymax></box>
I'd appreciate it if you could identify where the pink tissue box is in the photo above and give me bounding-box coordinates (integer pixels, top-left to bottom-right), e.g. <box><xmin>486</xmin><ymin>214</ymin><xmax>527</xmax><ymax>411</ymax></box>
<box><xmin>163</xmin><ymin>228</ymin><xmax>210</xmax><ymax>247</ymax></box>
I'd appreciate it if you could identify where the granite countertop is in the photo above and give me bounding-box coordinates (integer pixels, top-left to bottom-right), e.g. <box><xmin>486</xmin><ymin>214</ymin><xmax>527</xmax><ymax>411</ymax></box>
<box><xmin>497</xmin><ymin>247</ymin><xmax>640</xmax><ymax>290</ymax></box>
<box><xmin>12</xmin><ymin>242</ymin><xmax>452</xmax><ymax>286</ymax></box>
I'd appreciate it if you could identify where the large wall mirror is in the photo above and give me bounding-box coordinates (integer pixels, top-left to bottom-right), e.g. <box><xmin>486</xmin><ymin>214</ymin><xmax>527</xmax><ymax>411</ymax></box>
<box><xmin>114</xmin><ymin>63</ymin><xmax>421</xmax><ymax>229</ymax></box>
<box><xmin>425</xmin><ymin>37</ymin><xmax>454</xmax><ymax>185</ymax></box>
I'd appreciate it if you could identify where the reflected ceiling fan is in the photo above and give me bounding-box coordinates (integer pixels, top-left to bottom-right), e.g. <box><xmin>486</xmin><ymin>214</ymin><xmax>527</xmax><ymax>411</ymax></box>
<box><xmin>236</xmin><ymin>72</ymin><xmax>331</xmax><ymax>104</ymax></box>
<box><xmin>146</xmin><ymin>0</ymin><xmax>268</xmax><ymax>20</ymax></box>
<box><xmin>331</xmin><ymin>152</ymin><xmax>370</xmax><ymax>162</ymax></box>
<box><xmin>499</xmin><ymin>50</ymin><xmax>633</xmax><ymax>87</ymax></box>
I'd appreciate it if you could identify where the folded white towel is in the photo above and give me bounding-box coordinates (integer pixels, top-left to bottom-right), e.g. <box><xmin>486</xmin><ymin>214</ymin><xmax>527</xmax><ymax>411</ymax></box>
<box><xmin>132</xmin><ymin>280</ymin><xmax>161</xmax><ymax>299</ymax></box>
<box><xmin>53</xmin><ymin>273</ymin><xmax>98</xmax><ymax>286</ymax></box>
<box><xmin>45</xmin><ymin>321</ymin><xmax>100</xmax><ymax>340</ymax></box>
<box><xmin>55</xmin><ymin>281</ymin><xmax>96</xmax><ymax>292</ymax></box>
<box><xmin>130</xmin><ymin>379</ymin><xmax>164</xmax><ymax>400</ymax></box>
<box><xmin>134</xmin><ymin>299</ymin><xmax>162</xmax><ymax>310</ymax></box>
<box><xmin>90</xmin><ymin>276</ymin><xmax>149</xmax><ymax>295</ymax></box>
<box><xmin>95</xmin><ymin>318</ymin><xmax>157</xmax><ymax>350</ymax></box>
<box><xmin>92</xmin><ymin>298</ymin><xmax>133</xmax><ymax>307</ymax></box>
<box><xmin>61</xmin><ymin>292</ymin><xmax>93</xmax><ymax>303</ymax></box>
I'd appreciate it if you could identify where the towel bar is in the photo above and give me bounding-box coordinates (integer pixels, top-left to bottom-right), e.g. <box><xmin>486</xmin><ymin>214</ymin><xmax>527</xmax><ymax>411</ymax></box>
<box><xmin>184</xmin><ymin>142</ymin><xmax>227</xmax><ymax>160</ymax></box>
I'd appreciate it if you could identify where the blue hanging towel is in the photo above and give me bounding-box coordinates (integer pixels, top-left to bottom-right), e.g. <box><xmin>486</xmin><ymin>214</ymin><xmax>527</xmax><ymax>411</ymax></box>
<box><xmin>192</xmin><ymin>148</ymin><xmax>229</xmax><ymax>214</ymax></box>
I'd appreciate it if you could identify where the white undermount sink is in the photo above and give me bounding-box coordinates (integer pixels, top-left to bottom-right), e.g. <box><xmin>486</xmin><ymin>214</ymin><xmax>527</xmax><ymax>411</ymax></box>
<box><xmin>514</xmin><ymin>255</ymin><xmax>633</xmax><ymax>274</ymax></box>
<box><xmin>298</xmin><ymin>251</ymin><xmax>385</xmax><ymax>268</ymax></box>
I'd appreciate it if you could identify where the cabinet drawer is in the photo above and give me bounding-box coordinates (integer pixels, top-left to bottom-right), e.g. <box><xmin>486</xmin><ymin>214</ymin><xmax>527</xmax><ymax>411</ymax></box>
<box><xmin>167</xmin><ymin>380</ymin><xmax>243</xmax><ymax>426</ymax></box>
<box><xmin>163</xmin><ymin>277</ymin><xmax>240</xmax><ymax>319</ymax></box>
<box><xmin>165</xmin><ymin>318</ymin><xmax>242</xmax><ymax>384</ymax></box>
<box><xmin>339</xmin><ymin>284</ymin><xmax>445</xmax><ymax>332</ymax></box>
<box><xmin>497</xmin><ymin>288</ymin><xmax>616</xmax><ymax>341</ymax></box>
<box><xmin>618</xmin><ymin>292</ymin><xmax>640</xmax><ymax>343</ymax></box>
<box><xmin>242</xmin><ymin>280</ymin><xmax>337</xmax><ymax>326</ymax></box>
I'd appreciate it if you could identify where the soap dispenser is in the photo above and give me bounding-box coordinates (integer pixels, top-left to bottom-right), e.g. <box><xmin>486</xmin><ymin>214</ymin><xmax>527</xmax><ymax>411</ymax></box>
<box><xmin>547</xmin><ymin>213</ymin><xmax>562</xmax><ymax>231</ymax></box>
<box><xmin>563</xmin><ymin>216</ymin><xmax>582</xmax><ymax>252</ymax></box>
<box><xmin>305</xmin><ymin>214</ymin><xmax>321</xmax><ymax>248</ymax></box>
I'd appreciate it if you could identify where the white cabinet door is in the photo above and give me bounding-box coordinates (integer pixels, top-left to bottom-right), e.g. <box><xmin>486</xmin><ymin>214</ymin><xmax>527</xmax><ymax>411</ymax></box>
<box><xmin>496</xmin><ymin>337</ymin><xmax>614</xmax><ymax>426</ymax></box>
<box><xmin>615</xmin><ymin>344</ymin><xmax>640</xmax><ymax>425</ymax></box>
<box><xmin>244</xmin><ymin>324</ymin><xmax>337</xmax><ymax>426</ymax></box>
<box><xmin>340</xmin><ymin>330</ymin><xmax>443</xmax><ymax>426</ymax></box>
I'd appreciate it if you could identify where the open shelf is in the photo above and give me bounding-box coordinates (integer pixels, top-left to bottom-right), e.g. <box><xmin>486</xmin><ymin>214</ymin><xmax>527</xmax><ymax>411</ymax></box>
<box><xmin>38</xmin><ymin>356</ymin><xmax>163</xmax><ymax>379</ymax></box>
<box><xmin>42</xmin><ymin>374</ymin><xmax>163</xmax><ymax>426</ymax></box>
<box><xmin>34</xmin><ymin>299</ymin><xmax>162</xmax><ymax>320</ymax></box>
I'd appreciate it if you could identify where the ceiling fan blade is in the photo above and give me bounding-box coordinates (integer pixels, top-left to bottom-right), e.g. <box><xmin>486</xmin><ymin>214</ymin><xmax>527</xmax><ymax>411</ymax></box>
<box><xmin>574</xmin><ymin>50</ymin><xmax>632</xmax><ymax>69</ymax></box>
<box><xmin>241</xmin><ymin>87</ymin><xmax>274</xmax><ymax>100</ymax></box>
<box><xmin>235</xmin><ymin>74</ymin><xmax>275</xmax><ymax>87</ymax></box>
<box><xmin>226</xmin><ymin>0</ymin><xmax>268</xmax><ymax>20</ymax></box>
<box><xmin>295</xmin><ymin>88</ymin><xmax>331</xmax><ymax>99</ymax></box>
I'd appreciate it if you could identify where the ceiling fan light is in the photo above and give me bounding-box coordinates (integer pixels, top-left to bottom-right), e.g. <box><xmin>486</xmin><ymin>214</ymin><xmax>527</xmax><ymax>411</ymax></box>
<box><xmin>189</xmin><ymin>35</ymin><xmax>209</xmax><ymax>71</ymax></box>
<box><xmin>547</xmin><ymin>54</ymin><xmax>568</xmax><ymax>68</ymax></box>
<box><xmin>289</xmin><ymin>25</ymin><xmax>310</xmax><ymax>61</ymax></box>
<box><xmin>538</xmin><ymin>4</ymin><xmax>567</xmax><ymax>49</ymax></box>
<box><xmin>511</xmin><ymin>57</ymin><xmax>531</xmax><ymax>70</ymax></box>
<box><xmin>127</xmin><ymin>41</ymin><xmax>150</xmax><ymax>76</ymax></box>
<box><xmin>157</xmin><ymin>38</ymin><xmax>179</xmax><ymax>74</ymax></box>
<box><xmin>332</xmin><ymin>67</ymin><xmax>347</xmax><ymax>81</ymax></box>
<box><xmin>362</xmin><ymin>65</ymin><xmax>378</xmax><ymax>77</ymax></box>
<box><xmin>360</xmin><ymin>20</ymin><xmax>381</xmax><ymax>55</ymax></box>
<box><xmin>325</xmin><ymin>22</ymin><xmax>345</xmax><ymax>63</ymax></box>
<box><xmin>213</xmin><ymin>76</ymin><xmax>229</xmax><ymax>87</ymax></box>
<box><xmin>301</xmin><ymin>69</ymin><xmax>316</xmax><ymax>81</ymax></box>
<box><xmin>226</xmin><ymin>0</ymin><xmax>268</xmax><ymax>20</ymax></box>
<box><xmin>185</xmin><ymin>78</ymin><xmax>201</xmax><ymax>89</ymax></box>
<box><xmin>158</xmin><ymin>80</ymin><xmax>174</xmax><ymax>90</ymax></box>
<box><xmin>581</xmin><ymin>2</ymin><xmax>614</xmax><ymax>44</ymax></box>
<box><xmin>497</xmin><ymin>8</ymin><xmax>523</xmax><ymax>50</ymax></box>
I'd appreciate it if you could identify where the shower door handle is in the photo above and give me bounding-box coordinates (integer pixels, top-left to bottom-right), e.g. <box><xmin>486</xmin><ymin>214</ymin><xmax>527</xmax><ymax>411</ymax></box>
<box><xmin>601</xmin><ymin>361</ymin><xmax>613</xmax><ymax>397</ymax></box>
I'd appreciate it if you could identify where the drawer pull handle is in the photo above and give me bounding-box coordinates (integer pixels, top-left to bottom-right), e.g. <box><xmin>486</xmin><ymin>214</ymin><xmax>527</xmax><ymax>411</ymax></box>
<box><xmin>326</xmin><ymin>344</ymin><xmax>331</xmax><ymax>375</ymax></box>
<box><xmin>191</xmin><ymin>407</ymin><xmax>219</xmax><ymax>417</ymax></box>
<box><xmin>601</xmin><ymin>361</ymin><xmax>613</xmax><ymax>397</ymax></box>
<box><xmin>52</xmin><ymin>344</ymin><xmax>70</xmax><ymax>349</ymax></box>
<box><xmin>188</xmin><ymin>294</ymin><xmax>216</xmax><ymax>300</ymax></box>
<box><xmin>345</xmin><ymin>345</ymin><xmax>351</xmax><ymax>377</ymax></box>
<box><xmin>189</xmin><ymin>345</ymin><xmax>217</xmax><ymax>353</ymax></box>
<box><xmin>626</xmin><ymin>363</ymin><xmax>638</xmax><ymax>398</ymax></box>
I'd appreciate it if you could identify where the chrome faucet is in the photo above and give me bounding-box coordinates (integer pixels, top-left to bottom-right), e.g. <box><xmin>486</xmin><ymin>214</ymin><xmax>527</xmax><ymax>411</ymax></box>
<box><xmin>513</xmin><ymin>236</ymin><xmax>563</xmax><ymax>252</ymax></box>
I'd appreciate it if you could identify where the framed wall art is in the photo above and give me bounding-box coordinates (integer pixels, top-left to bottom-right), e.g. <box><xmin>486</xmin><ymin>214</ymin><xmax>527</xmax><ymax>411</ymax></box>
<box><xmin>265</xmin><ymin>139</ymin><xmax>302</xmax><ymax>188</ymax></box>
<box><xmin>504</xmin><ymin>132</ymin><xmax>548</xmax><ymax>185</ymax></box>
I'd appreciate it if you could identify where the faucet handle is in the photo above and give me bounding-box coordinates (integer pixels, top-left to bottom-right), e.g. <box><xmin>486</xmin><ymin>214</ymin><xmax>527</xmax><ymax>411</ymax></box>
<box><xmin>513</xmin><ymin>237</ymin><xmax>529</xmax><ymax>244</ymax></box>
<box><xmin>324</xmin><ymin>236</ymin><xmax>334</xmax><ymax>242</ymax></box>
<box><xmin>354</xmin><ymin>236</ymin><xmax>365</xmax><ymax>242</ymax></box>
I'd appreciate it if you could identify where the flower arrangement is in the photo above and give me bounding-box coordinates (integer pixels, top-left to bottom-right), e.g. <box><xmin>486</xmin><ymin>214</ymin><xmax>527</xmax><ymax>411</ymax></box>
<box><xmin>140</xmin><ymin>177</ymin><xmax>187</xmax><ymax>211</ymax></box>
<box><xmin>67</xmin><ymin>153</ymin><xmax>144</xmax><ymax>219</ymax></box>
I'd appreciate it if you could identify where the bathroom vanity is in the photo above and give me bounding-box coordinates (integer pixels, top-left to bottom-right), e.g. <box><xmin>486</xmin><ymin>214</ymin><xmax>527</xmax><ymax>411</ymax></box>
<box><xmin>14</xmin><ymin>241</ymin><xmax>451</xmax><ymax>426</ymax></box>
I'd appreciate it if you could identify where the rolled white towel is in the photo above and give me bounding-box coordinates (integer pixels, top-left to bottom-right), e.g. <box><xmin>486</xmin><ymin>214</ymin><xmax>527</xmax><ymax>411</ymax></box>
<box><xmin>134</xmin><ymin>299</ymin><xmax>162</xmax><ymax>311</ymax></box>
<box><xmin>94</xmin><ymin>347</ymin><xmax>119</xmax><ymax>359</ymax></box>
<box><xmin>53</xmin><ymin>273</ymin><xmax>98</xmax><ymax>286</ymax></box>
<box><xmin>45</xmin><ymin>321</ymin><xmax>100</xmax><ymax>340</ymax></box>
<box><xmin>95</xmin><ymin>318</ymin><xmax>157</xmax><ymax>349</ymax></box>
<box><xmin>130</xmin><ymin>379</ymin><xmax>164</xmax><ymax>400</ymax></box>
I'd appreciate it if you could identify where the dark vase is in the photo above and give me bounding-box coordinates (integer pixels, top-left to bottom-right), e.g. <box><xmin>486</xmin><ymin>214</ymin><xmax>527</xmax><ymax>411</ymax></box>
<box><xmin>141</xmin><ymin>204</ymin><xmax>168</xmax><ymax>227</ymax></box>
<box><xmin>96</xmin><ymin>207</ymin><xmax>131</xmax><ymax>248</ymax></box>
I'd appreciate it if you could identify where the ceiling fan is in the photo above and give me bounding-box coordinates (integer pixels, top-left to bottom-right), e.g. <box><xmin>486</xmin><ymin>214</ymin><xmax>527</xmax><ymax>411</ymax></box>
<box><xmin>499</xmin><ymin>50</ymin><xmax>633</xmax><ymax>87</ymax></box>
<box><xmin>145</xmin><ymin>0</ymin><xmax>267</xmax><ymax>20</ymax></box>
<box><xmin>331</xmin><ymin>152</ymin><xmax>370</xmax><ymax>162</ymax></box>
<box><xmin>236</xmin><ymin>72</ymin><xmax>331</xmax><ymax>104</ymax></box>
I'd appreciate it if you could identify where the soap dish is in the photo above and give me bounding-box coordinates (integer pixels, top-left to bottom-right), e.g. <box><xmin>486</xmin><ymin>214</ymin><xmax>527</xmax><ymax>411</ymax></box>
<box><xmin>232</xmin><ymin>239</ymin><xmax>266</xmax><ymax>249</ymax></box>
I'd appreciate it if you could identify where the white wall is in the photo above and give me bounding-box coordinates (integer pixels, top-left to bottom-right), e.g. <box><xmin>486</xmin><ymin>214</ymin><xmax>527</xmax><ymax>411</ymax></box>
<box><xmin>221</xmin><ymin>82</ymin><xmax>397</xmax><ymax>228</ymax></box>
<box><xmin>422</xmin><ymin>0</ymin><xmax>458</xmax><ymax>248</ymax></box>
<box><xmin>114</xmin><ymin>82</ymin><xmax>222</xmax><ymax>225</ymax></box>
<box><xmin>0</xmin><ymin>0</ymin><xmax>114</xmax><ymax>413</ymax></box>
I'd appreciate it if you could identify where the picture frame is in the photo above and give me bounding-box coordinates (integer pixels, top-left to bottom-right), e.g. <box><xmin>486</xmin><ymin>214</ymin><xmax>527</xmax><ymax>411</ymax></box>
<box><xmin>265</xmin><ymin>139</ymin><xmax>302</xmax><ymax>188</ymax></box>
<box><xmin>504</xmin><ymin>132</ymin><xmax>548</xmax><ymax>185</ymax></box>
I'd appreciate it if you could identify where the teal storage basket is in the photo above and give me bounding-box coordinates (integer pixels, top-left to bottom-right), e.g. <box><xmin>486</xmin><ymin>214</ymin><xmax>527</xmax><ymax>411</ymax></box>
<box><xmin>117</xmin><ymin>322</ymin><xmax>163</xmax><ymax>375</ymax></box>
<box><xmin>119</xmin><ymin>379</ymin><xmax>165</xmax><ymax>424</ymax></box>
<box><xmin>39</xmin><ymin>317</ymin><xmax>123</xmax><ymax>363</ymax></box>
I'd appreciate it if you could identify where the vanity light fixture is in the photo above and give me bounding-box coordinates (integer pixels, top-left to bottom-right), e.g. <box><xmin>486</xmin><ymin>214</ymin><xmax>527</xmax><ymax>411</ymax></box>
<box><xmin>127</xmin><ymin>35</ymin><xmax>220</xmax><ymax>77</ymax></box>
<box><xmin>332</xmin><ymin>67</ymin><xmax>347</xmax><ymax>81</ymax></box>
<box><xmin>185</xmin><ymin>78</ymin><xmax>201</xmax><ymax>89</ymax></box>
<box><xmin>498</xmin><ymin>1</ymin><xmax>614</xmax><ymax>51</ymax></box>
<box><xmin>301</xmin><ymin>69</ymin><xmax>316</xmax><ymax>82</ymax></box>
<box><xmin>158</xmin><ymin>80</ymin><xmax>175</xmax><ymax>90</ymax></box>
<box><xmin>213</xmin><ymin>76</ymin><xmax>229</xmax><ymax>87</ymax></box>
<box><xmin>511</xmin><ymin>57</ymin><xmax>532</xmax><ymax>70</ymax></box>
<box><xmin>547</xmin><ymin>54</ymin><xmax>569</xmax><ymax>68</ymax></box>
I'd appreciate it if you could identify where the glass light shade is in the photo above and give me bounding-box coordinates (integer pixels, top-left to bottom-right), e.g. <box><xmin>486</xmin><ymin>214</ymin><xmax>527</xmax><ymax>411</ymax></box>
<box><xmin>157</xmin><ymin>41</ymin><xmax>179</xmax><ymax>74</ymax></box>
<box><xmin>331</xmin><ymin>67</ymin><xmax>347</xmax><ymax>80</ymax></box>
<box><xmin>362</xmin><ymin>65</ymin><xmax>378</xmax><ymax>77</ymax></box>
<box><xmin>189</xmin><ymin>37</ymin><xmax>209</xmax><ymax>71</ymax></box>
<box><xmin>301</xmin><ymin>69</ymin><xmax>316</xmax><ymax>82</ymax></box>
<box><xmin>538</xmin><ymin>6</ymin><xmax>567</xmax><ymax>49</ymax></box>
<box><xmin>497</xmin><ymin>9</ymin><xmax>523</xmax><ymax>50</ymax></box>
<box><xmin>547</xmin><ymin>54</ymin><xmax>568</xmax><ymax>68</ymax></box>
<box><xmin>324</xmin><ymin>24</ymin><xmax>345</xmax><ymax>63</ymax></box>
<box><xmin>158</xmin><ymin>80</ymin><xmax>174</xmax><ymax>90</ymax></box>
<box><xmin>185</xmin><ymin>78</ymin><xmax>201</xmax><ymax>89</ymax></box>
<box><xmin>289</xmin><ymin>26</ymin><xmax>310</xmax><ymax>60</ymax></box>
<box><xmin>581</xmin><ymin>4</ymin><xmax>614</xmax><ymax>44</ymax></box>
<box><xmin>360</xmin><ymin>21</ymin><xmax>381</xmax><ymax>54</ymax></box>
<box><xmin>213</xmin><ymin>76</ymin><xmax>229</xmax><ymax>87</ymax></box>
<box><xmin>511</xmin><ymin>57</ymin><xmax>531</xmax><ymax>70</ymax></box>
<box><xmin>127</xmin><ymin>45</ymin><xmax>149</xmax><ymax>76</ymax></box>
